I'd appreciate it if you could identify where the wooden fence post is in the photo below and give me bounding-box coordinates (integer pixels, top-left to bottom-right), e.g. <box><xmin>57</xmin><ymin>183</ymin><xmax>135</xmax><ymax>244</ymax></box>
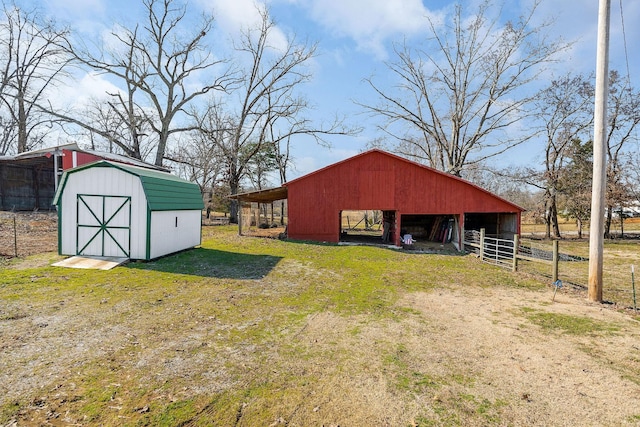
<box><xmin>552</xmin><ymin>240</ymin><xmax>559</xmax><ymax>282</ymax></box>
<box><xmin>512</xmin><ymin>234</ymin><xmax>519</xmax><ymax>272</ymax></box>
<box><xmin>13</xmin><ymin>215</ymin><xmax>18</xmax><ymax>258</ymax></box>
<box><xmin>479</xmin><ymin>228</ymin><xmax>485</xmax><ymax>262</ymax></box>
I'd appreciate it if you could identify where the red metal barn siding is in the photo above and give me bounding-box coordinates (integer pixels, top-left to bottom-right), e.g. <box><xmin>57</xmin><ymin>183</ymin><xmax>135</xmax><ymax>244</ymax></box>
<box><xmin>61</xmin><ymin>150</ymin><xmax>102</xmax><ymax>170</ymax></box>
<box><xmin>286</xmin><ymin>150</ymin><xmax>522</xmax><ymax>243</ymax></box>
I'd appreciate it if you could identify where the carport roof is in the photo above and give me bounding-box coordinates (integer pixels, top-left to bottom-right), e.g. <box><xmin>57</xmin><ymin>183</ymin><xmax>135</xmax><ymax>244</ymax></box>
<box><xmin>229</xmin><ymin>186</ymin><xmax>288</xmax><ymax>203</ymax></box>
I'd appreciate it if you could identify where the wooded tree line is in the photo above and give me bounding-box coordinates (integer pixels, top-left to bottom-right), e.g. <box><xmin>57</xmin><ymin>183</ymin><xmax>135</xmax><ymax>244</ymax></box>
<box><xmin>361</xmin><ymin>0</ymin><xmax>640</xmax><ymax>239</ymax></box>
<box><xmin>0</xmin><ymin>0</ymin><xmax>352</xmax><ymax>221</ymax></box>
<box><xmin>0</xmin><ymin>0</ymin><xmax>639</xmax><ymax>231</ymax></box>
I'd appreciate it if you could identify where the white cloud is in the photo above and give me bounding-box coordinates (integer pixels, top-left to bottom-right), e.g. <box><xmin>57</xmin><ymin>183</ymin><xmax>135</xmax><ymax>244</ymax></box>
<box><xmin>197</xmin><ymin>0</ymin><xmax>289</xmax><ymax>52</ymax></box>
<box><xmin>206</xmin><ymin>0</ymin><xmax>264</xmax><ymax>30</ymax></box>
<box><xmin>51</xmin><ymin>72</ymin><xmax>121</xmax><ymax>110</ymax></box>
<box><xmin>300</xmin><ymin>0</ymin><xmax>436</xmax><ymax>59</ymax></box>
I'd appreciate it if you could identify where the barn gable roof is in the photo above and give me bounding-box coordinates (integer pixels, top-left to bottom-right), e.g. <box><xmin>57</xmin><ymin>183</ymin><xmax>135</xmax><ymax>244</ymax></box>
<box><xmin>54</xmin><ymin>160</ymin><xmax>204</xmax><ymax>211</ymax></box>
<box><xmin>285</xmin><ymin>149</ymin><xmax>524</xmax><ymax>212</ymax></box>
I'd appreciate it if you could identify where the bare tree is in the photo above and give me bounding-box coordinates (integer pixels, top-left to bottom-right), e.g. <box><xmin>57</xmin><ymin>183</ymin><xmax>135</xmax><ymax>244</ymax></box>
<box><xmin>199</xmin><ymin>7</ymin><xmax>353</xmax><ymax>223</ymax></box>
<box><xmin>0</xmin><ymin>2</ymin><xmax>70</xmax><ymax>154</ymax></box>
<box><xmin>627</xmin><ymin>151</ymin><xmax>640</xmax><ymax>216</ymax></box>
<box><xmin>559</xmin><ymin>139</ymin><xmax>593</xmax><ymax>239</ymax></box>
<box><xmin>0</xmin><ymin>114</ymin><xmax>17</xmax><ymax>155</ymax></box>
<box><xmin>536</xmin><ymin>74</ymin><xmax>594</xmax><ymax>238</ymax></box>
<box><xmin>603</xmin><ymin>71</ymin><xmax>640</xmax><ymax>237</ymax></box>
<box><xmin>165</xmin><ymin>130</ymin><xmax>225</xmax><ymax>201</ymax></box>
<box><xmin>506</xmin><ymin>74</ymin><xmax>593</xmax><ymax>239</ymax></box>
<box><xmin>46</xmin><ymin>0</ymin><xmax>232</xmax><ymax>165</ymax></box>
<box><xmin>359</xmin><ymin>0</ymin><xmax>568</xmax><ymax>176</ymax></box>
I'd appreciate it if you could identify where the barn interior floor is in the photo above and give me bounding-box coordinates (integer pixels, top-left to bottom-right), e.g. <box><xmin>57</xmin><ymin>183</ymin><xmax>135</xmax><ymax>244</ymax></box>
<box><xmin>406</xmin><ymin>240</ymin><xmax>459</xmax><ymax>254</ymax></box>
<box><xmin>339</xmin><ymin>233</ymin><xmax>458</xmax><ymax>254</ymax></box>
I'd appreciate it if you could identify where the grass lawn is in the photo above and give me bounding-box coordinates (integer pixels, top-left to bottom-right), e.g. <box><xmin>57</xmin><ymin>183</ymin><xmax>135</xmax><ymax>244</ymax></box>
<box><xmin>2</xmin><ymin>226</ymin><xmax>640</xmax><ymax>426</ymax></box>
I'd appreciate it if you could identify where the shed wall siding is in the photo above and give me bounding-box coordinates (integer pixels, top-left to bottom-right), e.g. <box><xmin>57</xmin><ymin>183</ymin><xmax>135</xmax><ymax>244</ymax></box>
<box><xmin>149</xmin><ymin>210</ymin><xmax>202</xmax><ymax>259</ymax></box>
<box><xmin>286</xmin><ymin>150</ymin><xmax>521</xmax><ymax>243</ymax></box>
<box><xmin>59</xmin><ymin>168</ymin><xmax>148</xmax><ymax>258</ymax></box>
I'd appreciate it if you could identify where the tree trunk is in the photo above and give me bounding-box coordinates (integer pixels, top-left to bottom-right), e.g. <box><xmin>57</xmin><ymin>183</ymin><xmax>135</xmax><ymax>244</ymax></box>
<box><xmin>577</xmin><ymin>218</ymin><xmax>583</xmax><ymax>239</ymax></box>
<box><xmin>545</xmin><ymin>215</ymin><xmax>551</xmax><ymax>240</ymax></box>
<box><xmin>544</xmin><ymin>192</ymin><xmax>561</xmax><ymax>239</ymax></box>
<box><xmin>229</xmin><ymin>175</ymin><xmax>240</xmax><ymax>224</ymax></box>
<box><xmin>604</xmin><ymin>205</ymin><xmax>613</xmax><ymax>238</ymax></box>
<box><xmin>155</xmin><ymin>129</ymin><xmax>169</xmax><ymax>166</ymax></box>
<box><xmin>17</xmin><ymin>92</ymin><xmax>27</xmax><ymax>153</ymax></box>
<box><xmin>549</xmin><ymin>193</ymin><xmax>561</xmax><ymax>238</ymax></box>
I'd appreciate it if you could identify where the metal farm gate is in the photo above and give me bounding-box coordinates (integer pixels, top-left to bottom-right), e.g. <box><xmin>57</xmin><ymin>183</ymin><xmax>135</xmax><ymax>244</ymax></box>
<box><xmin>464</xmin><ymin>229</ymin><xmax>516</xmax><ymax>270</ymax></box>
<box><xmin>76</xmin><ymin>194</ymin><xmax>131</xmax><ymax>257</ymax></box>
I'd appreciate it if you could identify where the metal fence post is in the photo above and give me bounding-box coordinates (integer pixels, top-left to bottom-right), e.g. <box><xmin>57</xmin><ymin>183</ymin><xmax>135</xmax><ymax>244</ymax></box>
<box><xmin>512</xmin><ymin>234</ymin><xmax>519</xmax><ymax>272</ymax></box>
<box><xmin>13</xmin><ymin>215</ymin><xmax>18</xmax><ymax>258</ymax></box>
<box><xmin>552</xmin><ymin>240</ymin><xmax>559</xmax><ymax>282</ymax></box>
<box><xmin>480</xmin><ymin>228</ymin><xmax>485</xmax><ymax>262</ymax></box>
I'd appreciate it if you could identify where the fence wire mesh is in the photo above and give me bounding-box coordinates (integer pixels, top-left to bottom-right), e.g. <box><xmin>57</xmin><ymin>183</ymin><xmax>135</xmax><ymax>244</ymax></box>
<box><xmin>465</xmin><ymin>229</ymin><xmax>639</xmax><ymax>308</ymax></box>
<box><xmin>0</xmin><ymin>212</ymin><xmax>58</xmax><ymax>258</ymax></box>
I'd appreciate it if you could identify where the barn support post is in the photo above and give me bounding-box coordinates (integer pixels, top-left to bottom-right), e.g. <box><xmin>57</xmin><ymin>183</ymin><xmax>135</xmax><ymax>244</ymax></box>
<box><xmin>394</xmin><ymin>211</ymin><xmax>401</xmax><ymax>246</ymax></box>
<box><xmin>0</xmin><ymin>164</ymin><xmax>5</xmax><ymax>210</ymax></box>
<box><xmin>479</xmin><ymin>228</ymin><xmax>485</xmax><ymax>261</ymax></box>
<box><xmin>512</xmin><ymin>234</ymin><xmax>519</xmax><ymax>272</ymax></box>
<box><xmin>238</xmin><ymin>204</ymin><xmax>243</xmax><ymax>236</ymax></box>
<box><xmin>457</xmin><ymin>213</ymin><xmax>464</xmax><ymax>252</ymax></box>
<box><xmin>254</xmin><ymin>206</ymin><xmax>258</xmax><ymax>228</ymax></box>
<box><xmin>270</xmin><ymin>202</ymin><xmax>275</xmax><ymax>225</ymax></box>
<box><xmin>552</xmin><ymin>240</ymin><xmax>559</xmax><ymax>282</ymax></box>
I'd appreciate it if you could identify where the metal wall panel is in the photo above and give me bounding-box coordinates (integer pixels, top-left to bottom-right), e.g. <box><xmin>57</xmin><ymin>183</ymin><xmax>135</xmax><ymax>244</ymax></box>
<box><xmin>149</xmin><ymin>210</ymin><xmax>202</xmax><ymax>259</ymax></box>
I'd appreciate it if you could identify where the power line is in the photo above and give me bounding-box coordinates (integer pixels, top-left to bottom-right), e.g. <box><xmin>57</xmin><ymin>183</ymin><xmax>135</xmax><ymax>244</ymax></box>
<box><xmin>618</xmin><ymin>0</ymin><xmax>632</xmax><ymax>87</ymax></box>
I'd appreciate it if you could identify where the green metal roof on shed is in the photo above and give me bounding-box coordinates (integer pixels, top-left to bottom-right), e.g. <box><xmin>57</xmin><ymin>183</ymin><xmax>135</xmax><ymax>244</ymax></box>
<box><xmin>53</xmin><ymin>160</ymin><xmax>204</xmax><ymax>211</ymax></box>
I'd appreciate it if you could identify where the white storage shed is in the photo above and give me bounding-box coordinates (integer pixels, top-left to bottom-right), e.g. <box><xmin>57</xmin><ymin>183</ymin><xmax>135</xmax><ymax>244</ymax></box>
<box><xmin>53</xmin><ymin>160</ymin><xmax>204</xmax><ymax>260</ymax></box>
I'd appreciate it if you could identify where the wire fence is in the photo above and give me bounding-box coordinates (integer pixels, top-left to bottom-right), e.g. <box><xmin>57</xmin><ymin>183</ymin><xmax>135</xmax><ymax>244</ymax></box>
<box><xmin>0</xmin><ymin>211</ymin><xmax>58</xmax><ymax>258</ymax></box>
<box><xmin>465</xmin><ymin>229</ymin><xmax>640</xmax><ymax>308</ymax></box>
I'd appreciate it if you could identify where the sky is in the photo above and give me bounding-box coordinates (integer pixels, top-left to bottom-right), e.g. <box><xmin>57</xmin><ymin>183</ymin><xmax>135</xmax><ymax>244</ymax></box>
<box><xmin>32</xmin><ymin>0</ymin><xmax>640</xmax><ymax>182</ymax></box>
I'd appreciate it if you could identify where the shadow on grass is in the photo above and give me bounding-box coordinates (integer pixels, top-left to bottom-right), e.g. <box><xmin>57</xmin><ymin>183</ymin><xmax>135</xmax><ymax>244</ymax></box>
<box><xmin>126</xmin><ymin>247</ymin><xmax>283</xmax><ymax>280</ymax></box>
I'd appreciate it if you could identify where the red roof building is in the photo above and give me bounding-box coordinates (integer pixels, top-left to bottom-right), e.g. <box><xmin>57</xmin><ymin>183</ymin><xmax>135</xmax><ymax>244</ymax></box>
<box><xmin>0</xmin><ymin>143</ymin><xmax>167</xmax><ymax>211</ymax></box>
<box><xmin>233</xmin><ymin>149</ymin><xmax>523</xmax><ymax>250</ymax></box>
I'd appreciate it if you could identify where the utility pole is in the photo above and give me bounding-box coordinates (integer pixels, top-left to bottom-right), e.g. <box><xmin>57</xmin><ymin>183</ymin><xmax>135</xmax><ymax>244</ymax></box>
<box><xmin>588</xmin><ymin>0</ymin><xmax>611</xmax><ymax>302</ymax></box>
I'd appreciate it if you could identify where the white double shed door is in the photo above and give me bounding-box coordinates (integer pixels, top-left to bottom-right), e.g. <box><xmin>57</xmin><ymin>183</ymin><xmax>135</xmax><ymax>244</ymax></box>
<box><xmin>76</xmin><ymin>194</ymin><xmax>131</xmax><ymax>258</ymax></box>
<box><xmin>59</xmin><ymin>166</ymin><xmax>147</xmax><ymax>259</ymax></box>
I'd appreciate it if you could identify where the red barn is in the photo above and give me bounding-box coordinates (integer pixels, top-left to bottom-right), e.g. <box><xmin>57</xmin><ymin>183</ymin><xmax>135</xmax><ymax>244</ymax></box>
<box><xmin>0</xmin><ymin>143</ymin><xmax>169</xmax><ymax>211</ymax></box>
<box><xmin>232</xmin><ymin>149</ymin><xmax>522</xmax><ymax>250</ymax></box>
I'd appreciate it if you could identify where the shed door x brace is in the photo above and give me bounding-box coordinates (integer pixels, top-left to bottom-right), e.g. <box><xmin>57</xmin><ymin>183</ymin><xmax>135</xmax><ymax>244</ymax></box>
<box><xmin>76</xmin><ymin>194</ymin><xmax>131</xmax><ymax>258</ymax></box>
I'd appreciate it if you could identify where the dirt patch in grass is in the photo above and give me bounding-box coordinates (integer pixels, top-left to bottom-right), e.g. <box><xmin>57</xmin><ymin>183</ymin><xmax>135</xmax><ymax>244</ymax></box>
<box><xmin>2</xmin><ymin>227</ymin><xmax>640</xmax><ymax>425</ymax></box>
